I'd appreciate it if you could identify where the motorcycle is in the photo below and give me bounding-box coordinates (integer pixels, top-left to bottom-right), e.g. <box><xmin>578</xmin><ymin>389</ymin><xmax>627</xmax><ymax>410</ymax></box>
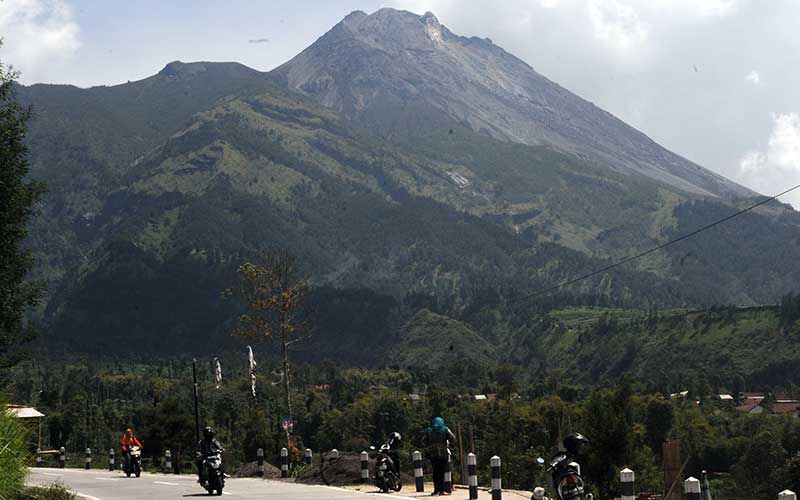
<box><xmin>372</xmin><ymin>443</ymin><xmax>402</xmax><ymax>493</ymax></box>
<box><xmin>539</xmin><ymin>433</ymin><xmax>592</xmax><ymax>500</ymax></box>
<box><xmin>201</xmin><ymin>451</ymin><xmax>225</xmax><ymax>496</ymax></box>
<box><xmin>123</xmin><ymin>445</ymin><xmax>142</xmax><ymax>478</ymax></box>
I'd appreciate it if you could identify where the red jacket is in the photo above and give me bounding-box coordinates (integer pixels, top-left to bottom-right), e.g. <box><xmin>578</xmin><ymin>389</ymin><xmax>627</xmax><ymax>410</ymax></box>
<box><xmin>121</xmin><ymin>436</ymin><xmax>142</xmax><ymax>452</ymax></box>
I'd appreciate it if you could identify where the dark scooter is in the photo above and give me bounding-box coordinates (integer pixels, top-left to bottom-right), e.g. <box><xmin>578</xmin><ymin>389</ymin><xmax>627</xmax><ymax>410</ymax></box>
<box><xmin>539</xmin><ymin>433</ymin><xmax>593</xmax><ymax>500</ymax></box>
<box><xmin>200</xmin><ymin>451</ymin><xmax>225</xmax><ymax>496</ymax></box>
<box><xmin>372</xmin><ymin>432</ymin><xmax>403</xmax><ymax>493</ymax></box>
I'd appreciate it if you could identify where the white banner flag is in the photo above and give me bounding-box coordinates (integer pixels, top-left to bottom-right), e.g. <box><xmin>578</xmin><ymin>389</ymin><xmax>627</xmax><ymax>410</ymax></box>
<box><xmin>247</xmin><ymin>346</ymin><xmax>257</xmax><ymax>397</ymax></box>
<box><xmin>214</xmin><ymin>357</ymin><xmax>222</xmax><ymax>388</ymax></box>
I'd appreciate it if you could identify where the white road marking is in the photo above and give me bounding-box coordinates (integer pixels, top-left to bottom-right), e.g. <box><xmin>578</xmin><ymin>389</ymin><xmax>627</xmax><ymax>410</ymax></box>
<box><xmin>93</xmin><ymin>477</ymin><xmax>122</xmax><ymax>481</ymax></box>
<box><xmin>153</xmin><ymin>481</ymin><xmax>180</xmax><ymax>486</ymax></box>
<box><xmin>78</xmin><ymin>495</ymin><xmax>103</xmax><ymax>500</ymax></box>
<box><xmin>222</xmin><ymin>492</ymin><xmax>232</xmax><ymax>496</ymax></box>
<box><xmin>42</xmin><ymin>472</ymin><xmax>61</xmax><ymax>476</ymax></box>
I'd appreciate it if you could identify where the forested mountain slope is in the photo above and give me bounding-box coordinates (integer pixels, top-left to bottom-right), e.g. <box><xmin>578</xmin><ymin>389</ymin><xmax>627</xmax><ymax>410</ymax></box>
<box><xmin>16</xmin><ymin>11</ymin><xmax>800</xmax><ymax>357</ymax></box>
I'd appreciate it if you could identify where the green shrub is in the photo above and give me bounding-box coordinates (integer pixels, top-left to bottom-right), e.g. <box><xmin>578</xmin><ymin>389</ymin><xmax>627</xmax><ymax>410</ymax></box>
<box><xmin>0</xmin><ymin>399</ymin><xmax>30</xmax><ymax>499</ymax></box>
<box><xmin>15</xmin><ymin>483</ymin><xmax>76</xmax><ymax>500</ymax></box>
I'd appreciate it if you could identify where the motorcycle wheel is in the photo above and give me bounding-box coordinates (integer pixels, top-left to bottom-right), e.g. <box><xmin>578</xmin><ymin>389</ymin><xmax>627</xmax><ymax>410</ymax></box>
<box><xmin>209</xmin><ymin>475</ymin><xmax>223</xmax><ymax>496</ymax></box>
<box><xmin>134</xmin><ymin>462</ymin><xmax>141</xmax><ymax>478</ymax></box>
<box><xmin>392</xmin><ymin>477</ymin><xmax>402</xmax><ymax>492</ymax></box>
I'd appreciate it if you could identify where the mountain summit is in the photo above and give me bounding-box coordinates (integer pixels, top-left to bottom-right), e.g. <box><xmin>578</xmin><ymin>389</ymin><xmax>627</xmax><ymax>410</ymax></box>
<box><xmin>273</xmin><ymin>8</ymin><xmax>751</xmax><ymax>199</ymax></box>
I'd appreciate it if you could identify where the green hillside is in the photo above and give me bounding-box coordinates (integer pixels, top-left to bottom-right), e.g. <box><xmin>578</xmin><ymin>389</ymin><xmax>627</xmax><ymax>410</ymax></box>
<box><xmin>15</xmin><ymin>61</ymin><xmax>800</xmax><ymax>362</ymax></box>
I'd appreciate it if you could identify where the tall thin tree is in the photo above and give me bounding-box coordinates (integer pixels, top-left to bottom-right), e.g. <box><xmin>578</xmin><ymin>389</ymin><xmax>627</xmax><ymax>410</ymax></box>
<box><xmin>225</xmin><ymin>249</ymin><xmax>310</xmax><ymax>442</ymax></box>
<box><xmin>0</xmin><ymin>45</ymin><xmax>45</xmax><ymax>370</ymax></box>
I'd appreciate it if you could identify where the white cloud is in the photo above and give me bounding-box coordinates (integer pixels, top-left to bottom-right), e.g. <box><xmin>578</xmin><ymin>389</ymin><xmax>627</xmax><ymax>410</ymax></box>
<box><xmin>737</xmin><ymin>113</ymin><xmax>800</xmax><ymax>208</ymax></box>
<box><xmin>0</xmin><ymin>0</ymin><xmax>81</xmax><ymax>82</ymax></box>
<box><xmin>654</xmin><ymin>0</ymin><xmax>738</xmax><ymax>19</ymax></box>
<box><xmin>745</xmin><ymin>70</ymin><xmax>760</xmax><ymax>85</ymax></box>
<box><xmin>588</xmin><ymin>0</ymin><xmax>649</xmax><ymax>62</ymax></box>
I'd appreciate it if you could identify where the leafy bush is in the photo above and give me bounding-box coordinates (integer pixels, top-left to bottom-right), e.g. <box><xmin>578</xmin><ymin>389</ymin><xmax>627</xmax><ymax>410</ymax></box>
<box><xmin>0</xmin><ymin>398</ymin><xmax>30</xmax><ymax>499</ymax></box>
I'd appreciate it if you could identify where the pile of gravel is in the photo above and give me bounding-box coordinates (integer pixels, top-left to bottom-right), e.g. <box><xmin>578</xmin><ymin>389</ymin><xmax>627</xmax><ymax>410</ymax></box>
<box><xmin>234</xmin><ymin>460</ymin><xmax>282</xmax><ymax>478</ymax></box>
<box><xmin>295</xmin><ymin>452</ymin><xmax>414</xmax><ymax>487</ymax></box>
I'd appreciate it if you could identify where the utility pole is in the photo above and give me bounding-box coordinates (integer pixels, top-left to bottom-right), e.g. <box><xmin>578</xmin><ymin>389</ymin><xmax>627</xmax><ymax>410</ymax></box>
<box><xmin>192</xmin><ymin>358</ymin><xmax>200</xmax><ymax>444</ymax></box>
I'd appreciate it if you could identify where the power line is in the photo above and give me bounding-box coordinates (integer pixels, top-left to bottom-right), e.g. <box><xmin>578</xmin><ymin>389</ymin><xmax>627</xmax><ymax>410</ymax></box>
<box><xmin>512</xmin><ymin>183</ymin><xmax>800</xmax><ymax>303</ymax></box>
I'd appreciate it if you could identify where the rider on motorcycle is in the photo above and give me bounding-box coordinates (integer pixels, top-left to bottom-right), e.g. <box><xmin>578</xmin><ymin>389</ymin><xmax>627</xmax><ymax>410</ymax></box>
<box><xmin>385</xmin><ymin>431</ymin><xmax>402</xmax><ymax>475</ymax></box>
<box><xmin>120</xmin><ymin>428</ymin><xmax>142</xmax><ymax>469</ymax></box>
<box><xmin>196</xmin><ymin>426</ymin><xmax>225</xmax><ymax>485</ymax></box>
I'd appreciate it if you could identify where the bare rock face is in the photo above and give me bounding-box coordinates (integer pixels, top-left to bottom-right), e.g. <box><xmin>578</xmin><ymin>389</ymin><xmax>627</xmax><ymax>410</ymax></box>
<box><xmin>272</xmin><ymin>8</ymin><xmax>752</xmax><ymax>199</ymax></box>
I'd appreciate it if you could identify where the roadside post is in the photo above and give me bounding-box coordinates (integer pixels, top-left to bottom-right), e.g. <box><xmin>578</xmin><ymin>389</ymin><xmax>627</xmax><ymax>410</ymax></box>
<box><xmin>257</xmin><ymin>448</ymin><xmax>264</xmax><ymax>477</ymax></box>
<box><xmin>35</xmin><ymin>448</ymin><xmax>42</xmax><ymax>467</ymax></box>
<box><xmin>305</xmin><ymin>448</ymin><xmax>312</xmax><ymax>465</ymax></box>
<box><xmin>621</xmin><ymin>468</ymin><xmax>635</xmax><ymax>500</ymax></box>
<box><xmin>779</xmin><ymin>491</ymin><xmax>797</xmax><ymax>500</ymax></box>
<box><xmin>443</xmin><ymin>451</ymin><xmax>452</xmax><ymax>493</ymax></box>
<box><xmin>330</xmin><ymin>449</ymin><xmax>339</xmax><ymax>459</ymax></box>
<box><xmin>85</xmin><ymin>448</ymin><xmax>92</xmax><ymax>469</ymax></box>
<box><xmin>109</xmin><ymin>448</ymin><xmax>115</xmax><ymax>471</ymax></box>
<box><xmin>684</xmin><ymin>477</ymin><xmax>702</xmax><ymax>500</ymax></box>
<box><xmin>280</xmin><ymin>447</ymin><xmax>289</xmax><ymax>478</ymax></box>
<box><xmin>164</xmin><ymin>450</ymin><xmax>172</xmax><ymax>473</ymax></box>
<box><xmin>360</xmin><ymin>451</ymin><xmax>369</xmax><ymax>483</ymax></box>
<box><xmin>467</xmin><ymin>453</ymin><xmax>478</xmax><ymax>500</ymax></box>
<box><xmin>413</xmin><ymin>450</ymin><xmax>424</xmax><ymax>492</ymax></box>
<box><xmin>491</xmin><ymin>455</ymin><xmax>502</xmax><ymax>500</ymax></box>
<box><xmin>59</xmin><ymin>447</ymin><xmax>65</xmax><ymax>469</ymax></box>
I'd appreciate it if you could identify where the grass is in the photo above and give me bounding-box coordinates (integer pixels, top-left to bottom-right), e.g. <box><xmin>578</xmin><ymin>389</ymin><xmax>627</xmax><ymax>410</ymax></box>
<box><xmin>14</xmin><ymin>483</ymin><xmax>75</xmax><ymax>500</ymax></box>
<box><xmin>0</xmin><ymin>398</ymin><xmax>30</xmax><ymax>500</ymax></box>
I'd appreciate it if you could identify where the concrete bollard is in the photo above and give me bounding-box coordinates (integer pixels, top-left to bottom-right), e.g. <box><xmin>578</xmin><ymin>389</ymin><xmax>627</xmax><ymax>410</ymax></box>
<box><xmin>684</xmin><ymin>477</ymin><xmax>702</xmax><ymax>500</ymax></box>
<box><xmin>85</xmin><ymin>448</ymin><xmax>92</xmax><ymax>469</ymax></box>
<box><xmin>491</xmin><ymin>455</ymin><xmax>502</xmax><ymax>500</ymax></box>
<box><xmin>443</xmin><ymin>451</ymin><xmax>452</xmax><ymax>494</ymax></box>
<box><xmin>164</xmin><ymin>450</ymin><xmax>172</xmax><ymax>473</ymax></box>
<box><xmin>620</xmin><ymin>468</ymin><xmax>635</xmax><ymax>500</ymax></box>
<box><xmin>280</xmin><ymin>447</ymin><xmax>289</xmax><ymax>478</ymax></box>
<box><xmin>305</xmin><ymin>448</ymin><xmax>312</xmax><ymax>465</ymax></box>
<box><xmin>36</xmin><ymin>448</ymin><xmax>42</xmax><ymax>467</ymax></box>
<box><xmin>467</xmin><ymin>453</ymin><xmax>478</xmax><ymax>500</ymax></box>
<box><xmin>257</xmin><ymin>448</ymin><xmax>264</xmax><ymax>477</ymax></box>
<box><xmin>59</xmin><ymin>447</ymin><xmax>65</xmax><ymax>469</ymax></box>
<box><xmin>779</xmin><ymin>491</ymin><xmax>797</xmax><ymax>500</ymax></box>
<box><xmin>109</xmin><ymin>448</ymin><xmax>115</xmax><ymax>471</ymax></box>
<box><xmin>413</xmin><ymin>450</ymin><xmax>424</xmax><ymax>492</ymax></box>
<box><xmin>330</xmin><ymin>449</ymin><xmax>339</xmax><ymax>459</ymax></box>
<box><xmin>360</xmin><ymin>451</ymin><xmax>369</xmax><ymax>483</ymax></box>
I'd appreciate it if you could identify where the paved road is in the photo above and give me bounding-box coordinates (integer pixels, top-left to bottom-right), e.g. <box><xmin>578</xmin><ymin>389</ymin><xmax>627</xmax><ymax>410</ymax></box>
<box><xmin>27</xmin><ymin>468</ymin><xmax>423</xmax><ymax>500</ymax></box>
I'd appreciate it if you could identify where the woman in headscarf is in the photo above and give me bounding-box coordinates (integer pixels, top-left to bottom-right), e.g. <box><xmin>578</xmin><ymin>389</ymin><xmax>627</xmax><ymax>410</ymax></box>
<box><xmin>423</xmin><ymin>417</ymin><xmax>456</xmax><ymax>496</ymax></box>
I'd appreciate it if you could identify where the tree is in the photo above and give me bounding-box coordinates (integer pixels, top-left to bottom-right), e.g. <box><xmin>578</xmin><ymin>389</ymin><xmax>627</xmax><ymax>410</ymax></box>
<box><xmin>225</xmin><ymin>250</ymin><xmax>310</xmax><ymax>442</ymax></box>
<box><xmin>0</xmin><ymin>47</ymin><xmax>45</xmax><ymax>369</ymax></box>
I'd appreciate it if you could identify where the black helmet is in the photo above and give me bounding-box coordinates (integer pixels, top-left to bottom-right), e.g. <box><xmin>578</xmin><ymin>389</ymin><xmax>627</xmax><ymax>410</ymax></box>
<box><xmin>388</xmin><ymin>432</ymin><xmax>402</xmax><ymax>448</ymax></box>
<box><xmin>563</xmin><ymin>432</ymin><xmax>589</xmax><ymax>455</ymax></box>
<box><xmin>203</xmin><ymin>426</ymin><xmax>215</xmax><ymax>440</ymax></box>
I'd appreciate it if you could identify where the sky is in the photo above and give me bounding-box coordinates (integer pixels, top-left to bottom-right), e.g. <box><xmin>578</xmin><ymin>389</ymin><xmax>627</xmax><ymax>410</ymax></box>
<box><xmin>2</xmin><ymin>0</ymin><xmax>800</xmax><ymax>206</ymax></box>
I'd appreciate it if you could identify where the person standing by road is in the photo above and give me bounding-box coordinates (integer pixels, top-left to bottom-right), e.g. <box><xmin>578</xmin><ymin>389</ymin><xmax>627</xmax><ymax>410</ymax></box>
<box><xmin>423</xmin><ymin>417</ymin><xmax>456</xmax><ymax>496</ymax></box>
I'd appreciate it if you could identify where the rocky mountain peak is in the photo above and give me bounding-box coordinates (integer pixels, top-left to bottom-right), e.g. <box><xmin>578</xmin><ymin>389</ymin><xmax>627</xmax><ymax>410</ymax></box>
<box><xmin>273</xmin><ymin>8</ymin><xmax>754</xmax><ymax>199</ymax></box>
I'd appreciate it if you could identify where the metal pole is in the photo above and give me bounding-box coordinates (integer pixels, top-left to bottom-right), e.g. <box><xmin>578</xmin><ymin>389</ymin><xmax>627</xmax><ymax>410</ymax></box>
<box><xmin>702</xmin><ymin>470</ymin><xmax>713</xmax><ymax>500</ymax></box>
<box><xmin>192</xmin><ymin>358</ymin><xmax>200</xmax><ymax>444</ymax></box>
